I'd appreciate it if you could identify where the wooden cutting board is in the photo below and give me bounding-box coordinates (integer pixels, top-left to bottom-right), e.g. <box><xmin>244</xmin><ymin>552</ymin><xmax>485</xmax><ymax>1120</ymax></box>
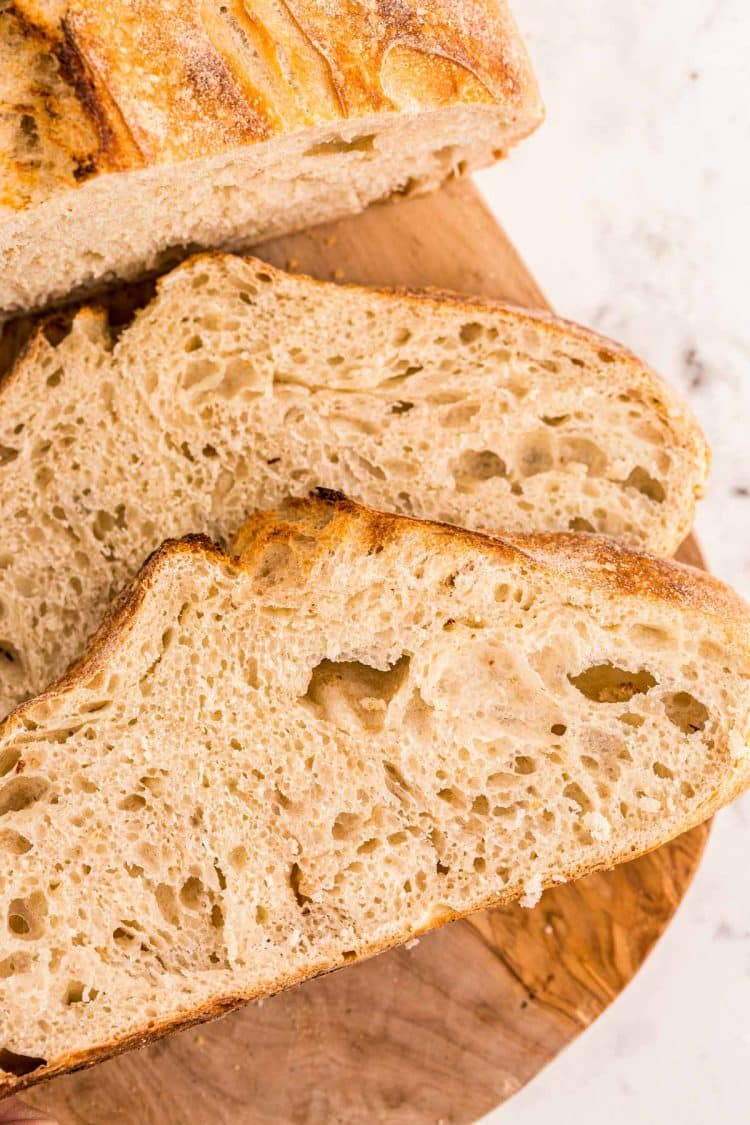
<box><xmin>26</xmin><ymin>178</ymin><xmax>709</xmax><ymax>1125</ymax></box>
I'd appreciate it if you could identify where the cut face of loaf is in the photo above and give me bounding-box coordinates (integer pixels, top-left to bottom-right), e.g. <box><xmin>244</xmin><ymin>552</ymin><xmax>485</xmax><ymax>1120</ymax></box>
<box><xmin>0</xmin><ymin>0</ymin><xmax>542</xmax><ymax>314</ymax></box>
<box><xmin>0</xmin><ymin>495</ymin><xmax>748</xmax><ymax>1097</ymax></box>
<box><xmin>0</xmin><ymin>254</ymin><xmax>708</xmax><ymax>717</ymax></box>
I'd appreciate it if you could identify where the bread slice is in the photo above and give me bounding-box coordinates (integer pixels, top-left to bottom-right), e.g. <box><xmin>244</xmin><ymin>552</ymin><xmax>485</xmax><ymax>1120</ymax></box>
<box><xmin>0</xmin><ymin>492</ymin><xmax>748</xmax><ymax>1097</ymax></box>
<box><xmin>0</xmin><ymin>253</ymin><xmax>708</xmax><ymax>719</ymax></box>
<box><xmin>0</xmin><ymin>0</ymin><xmax>542</xmax><ymax>315</ymax></box>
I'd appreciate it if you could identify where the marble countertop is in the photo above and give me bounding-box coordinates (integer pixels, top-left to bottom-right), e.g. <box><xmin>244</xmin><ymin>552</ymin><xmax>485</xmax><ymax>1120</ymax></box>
<box><xmin>476</xmin><ymin>3</ymin><xmax>750</xmax><ymax>1122</ymax></box>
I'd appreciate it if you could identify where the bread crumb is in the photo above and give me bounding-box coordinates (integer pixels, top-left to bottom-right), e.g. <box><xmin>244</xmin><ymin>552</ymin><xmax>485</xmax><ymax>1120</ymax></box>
<box><xmin>583</xmin><ymin>811</ymin><xmax>612</xmax><ymax>842</ymax></box>
<box><xmin>286</xmin><ymin>259</ymin><xmax>299</xmax><ymax>271</ymax></box>
<box><xmin>519</xmin><ymin>876</ymin><xmax>543</xmax><ymax>909</ymax></box>
<box><xmin>332</xmin><ymin>268</ymin><xmax>345</xmax><ymax>281</ymax></box>
<box><xmin>404</xmin><ymin>937</ymin><xmax>420</xmax><ymax>950</ymax></box>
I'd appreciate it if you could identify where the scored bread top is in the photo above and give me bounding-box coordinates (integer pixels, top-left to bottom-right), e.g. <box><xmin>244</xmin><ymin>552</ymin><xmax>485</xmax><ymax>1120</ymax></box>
<box><xmin>0</xmin><ymin>0</ymin><xmax>542</xmax><ymax>213</ymax></box>
<box><xmin>234</xmin><ymin>491</ymin><xmax>748</xmax><ymax>632</ymax></box>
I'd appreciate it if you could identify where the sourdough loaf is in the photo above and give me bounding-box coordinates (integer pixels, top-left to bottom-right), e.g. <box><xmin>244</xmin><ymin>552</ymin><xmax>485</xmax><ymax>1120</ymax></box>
<box><xmin>0</xmin><ymin>0</ymin><xmax>542</xmax><ymax>314</ymax></box>
<box><xmin>0</xmin><ymin>253</ymin><xmax>708</xmax><ymax>717</ymax></box>
<box><xmin>0</xmin><ymin>493</ymin><xmax>748</xmax><ymax>1096</ymax></box>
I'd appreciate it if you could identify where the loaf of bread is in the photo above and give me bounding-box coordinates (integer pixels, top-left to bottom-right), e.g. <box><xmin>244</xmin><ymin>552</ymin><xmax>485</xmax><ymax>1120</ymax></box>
<box><xmin>0</xmin><ymin>0</ymin><xmax>542</xmax><ymax>315</ymax></box>
<box><xmin>0</xmin><ymin>493</ymin><xmax>747</xmax><ymax>1097</ymax></box>
<box><xmin>0</xmin><ymin>253</ymin><xmax>708</xmax><ymax>718</ymax></box>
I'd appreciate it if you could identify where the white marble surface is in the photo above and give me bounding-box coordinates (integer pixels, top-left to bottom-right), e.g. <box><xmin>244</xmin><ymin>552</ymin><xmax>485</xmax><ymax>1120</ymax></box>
<box><xmin>476</xmin><ymin>3</ymin><xmax>750</xmax><ymax>1123</ymax></box>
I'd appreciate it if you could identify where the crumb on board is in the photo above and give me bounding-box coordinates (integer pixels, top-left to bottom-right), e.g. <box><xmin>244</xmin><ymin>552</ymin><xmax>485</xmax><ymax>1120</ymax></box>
<box><xmin>519</xmin><ymin>876</ymin><xmax>543</xmax><ymax>909</ymax></box>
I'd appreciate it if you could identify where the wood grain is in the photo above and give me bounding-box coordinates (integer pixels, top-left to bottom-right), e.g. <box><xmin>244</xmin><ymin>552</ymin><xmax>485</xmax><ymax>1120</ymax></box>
<box><xmin>25</xmin><ymin>178</ymin><xmax>710</xmax><ymax>1125</ymax></box>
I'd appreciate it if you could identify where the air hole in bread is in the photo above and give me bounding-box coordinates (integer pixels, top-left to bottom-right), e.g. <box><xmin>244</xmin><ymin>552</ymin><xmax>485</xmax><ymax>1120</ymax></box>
<box><xmin>118</xmin><ymin>794</ymin><xmax>146</xmax><ymax>812</ymax></box>
<box><xmin>560</xmin><ymin>437</ymin><xmax>607</xmax><ymax>476</ymax></box>
<box><xmin>551</xmin><ymin>723</ymin><xmax>567</xmax><ymax>736</ymax></box>
<box><xmin>0</xmin><ymin>828</ymin><xmax>32</xmax><ymax>854</ymax></box>
<box><xmin>514</xmin><ymin>756</ymin><xmax>536</xmax><ymax>775</ymax></box>
<box><xmin>0</xmin><ymin>746</ymin><xmax>20</xmax><ymax>777</ymax></box>
<box><xmin>437</xmin><ymin>786</ymin><xmax>465</xmax><ymax>808</ymax></box>
<box><xmin>663</xmin><ymin>691</ymin><xmax>709</xmax><ymax>734</ymax></box>
<box><xmin>289</xmin><ymin>863</ymin><xmax>311</xmax><ymax>909</ymax></box>
<box><xmin>154</xmin><ymin>884</ymin><xmax>179</xmax><ymax>926</ymax></box>
<box><xmin>622</xmin><ymin>466</ymin><xmax>666</xmax><ymax>503</ymax></box>
<box><xmin>568</xmin><ymin>517</ymin><xmax>595</xmax><ymax>533</ymax></box>
<box><xmin>0</xmin><ymin>641</ymin><xmax>23</xmax><ymax>683</ymax></box>
<box><xmin>541</xmin><ymin>414</ymin><xmax>570</xmax><ymax>427</ymax></box>
<box><xmin>305</xmin><ymin>133</ymin><xmax>376</xmax><ymax>156</ymax></box>
<box><xmin>518</xmin><ymin>432</ymin><xmax>553</xmax><ymax>476</ymax></box>
<box><xmin>0</xmin><ymin>776</ymin><xmax>48</xmax><ymax>816</ymax></box>
<box><xmin>139</xmin><ymin>775</ymin><xmax>164</xmax><ymax>796</ymax></box>
<box><xmin>568</xmin><ymin>664</ymin><xmax>656</xmax><ymax>703</ymax></box>
<box><xmin>383</xmin><ymin>761</ymin><xmax>413</xmax><ymax>806</ymax></box>
<box><xmin>230</xmin><ymin>846</ymin><xmax>249</xmax><ymax>872</ymax></box>
<box><xmin>459</xmin><ymin>322</ymin><xmax>483</xmax><ymax>345</ymax></box>
<box><xmin>0</xmin><ymin>1047</ymin><xmax>46</xmax><ymax>1077</ymax></box>
<box><xmin>303</xmin><ymin>656</ymin><xmax>410</xmax><ymax>733</ymax></box>
<box><xmin>65</xmin><ymin>980</ymin><xmax>98</xmax><ymax>1005</ymax></box>
<box><xmin>619</xmin><ymin>712</ymin><xmax>645</xmax><ymax>728</ymax></box>
<box><xmin>0</xmin><ymin>952</ymin><xmax>32</xmax><ymax>978</ymax></box>
<box><xmin>92</xmin><ymin>504</ymin><xmax>127</xmax><ymax>541</ymax></box>
<box><xmin>7</xmin><ymin>891</ymin><xmax>47</xmax><ymax>940</ymax></box>
<box><xmin>354</xmin><ymin>454</ymin><xmax>386</xmax><ymax>481</ymax></box>
<box><xmin>440</xmin><ymin>400</ymin><xmax>480</xmax><ymax>428</ymax></box>
<box><xmin>80</xmin><ymin>698</ymin><xmax>112</xmax><ymax>716</ymax></box>
<box><xmin>453</xmin><ymin>449</ymin><xmax>507</xmax><ymax>492</ymax></box>
<box><xmin>0</xmin><ymin>445</ymin><xmax>19</xmax><ymax>466</ymax></box>
<box><xmin>563</xmin><ymin>783</ymin><xmax>592</xmax><ymax>814</ymax></box>
<box><xmin>332</xmin><ymin>811</ymin><xmax>361</xmax><ymax>840</ymax></box>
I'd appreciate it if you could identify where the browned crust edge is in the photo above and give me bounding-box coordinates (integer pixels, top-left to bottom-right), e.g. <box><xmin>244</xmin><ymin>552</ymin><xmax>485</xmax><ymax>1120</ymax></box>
<box><xmin>1</xmin><ymin>0</ymin><xmax>543</xmax><ymax>215</ymax></box>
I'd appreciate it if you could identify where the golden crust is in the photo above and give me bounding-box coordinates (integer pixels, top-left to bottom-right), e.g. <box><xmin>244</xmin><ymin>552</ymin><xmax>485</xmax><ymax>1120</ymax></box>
<box><xmin>235</xmin><ymin>490</ymin><xmax>744</xmax><ymax>621</ymax></box>
<box><xmin>0</xmin><ymin>494</ymin><xmax>748</xmax><ymax>1099</ymax></box>
<box><xmin>0</xmin><ymin>0</ymin><xmax>543</xmax><ymax>212</ymax></box>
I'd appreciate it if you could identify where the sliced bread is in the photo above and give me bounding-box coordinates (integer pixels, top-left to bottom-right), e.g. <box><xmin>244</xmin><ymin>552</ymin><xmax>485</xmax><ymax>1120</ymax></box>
<box><xmin>0</xmin><ymin>0</ymin><xmax>542</xmax><ymax>315</ymax></box>
<box><xmin>0</xmin><ymin>493</ymin><xmax>748</xmax><ymax>1097</ymax></box>
<box><xmin>0</xmin><ymin>253</ymin><xmax>708</xmax><ymax>717</ymax></box>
